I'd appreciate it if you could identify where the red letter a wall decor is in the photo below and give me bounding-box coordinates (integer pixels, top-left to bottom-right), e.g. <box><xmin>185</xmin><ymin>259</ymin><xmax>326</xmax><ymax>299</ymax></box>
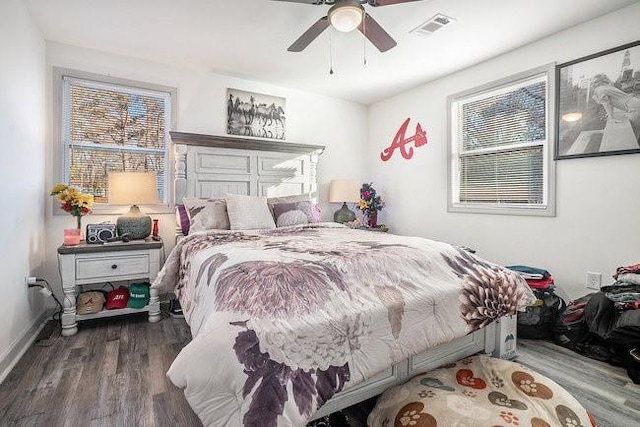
<box><xmin>380</xmin><ymin>118</ymin><xmax>428</xmax><ymax>162</ymax></box>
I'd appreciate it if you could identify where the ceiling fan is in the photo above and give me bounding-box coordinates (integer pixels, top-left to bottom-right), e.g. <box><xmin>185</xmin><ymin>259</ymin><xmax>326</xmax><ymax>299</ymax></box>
<box><xmin>273</xmin><ymin>0</ymin><xmax>424</xmax><ymax>53</ymax></box>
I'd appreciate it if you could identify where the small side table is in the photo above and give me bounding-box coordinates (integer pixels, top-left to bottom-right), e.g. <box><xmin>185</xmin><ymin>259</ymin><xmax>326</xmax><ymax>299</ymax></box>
<box><xmin>57</xmin><ymin>238</ymin><xmax>163</xmax><ymax>336</ymax></box>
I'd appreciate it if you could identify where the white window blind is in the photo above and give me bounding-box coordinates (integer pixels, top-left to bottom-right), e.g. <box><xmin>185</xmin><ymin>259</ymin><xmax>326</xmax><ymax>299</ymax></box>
<box><xmin>61</xmin><ymin>76</ymin><xmax>171</xmax><ymax>204</ymax></box>
<box><xmin>449</xmin><ymin>68</ymin><xmax>554</xmax><ymax>216</ymax></box>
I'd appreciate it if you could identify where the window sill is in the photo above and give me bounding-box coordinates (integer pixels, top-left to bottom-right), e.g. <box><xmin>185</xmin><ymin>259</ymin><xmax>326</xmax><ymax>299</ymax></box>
<box><xmin>52</xmin><ymin>204</ymin><xmax>175</xmax><ymax>217</ymax></box>
<box><xmin>448</xmin><ymin>203</ymin><xmax>555</xmax><ymax>217</ymax></box>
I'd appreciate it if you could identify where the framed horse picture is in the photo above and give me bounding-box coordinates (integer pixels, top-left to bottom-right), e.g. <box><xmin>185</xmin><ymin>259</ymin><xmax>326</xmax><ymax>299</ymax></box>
<box><xmin>226</xmin><ymin>88</ymin><xmax>286</xmax><ymax>141</ymax></box>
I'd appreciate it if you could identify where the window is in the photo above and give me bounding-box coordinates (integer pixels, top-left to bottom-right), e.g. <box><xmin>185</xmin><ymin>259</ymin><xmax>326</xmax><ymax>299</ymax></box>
<box><xmin>448</xmin><ymin>65</ymin><xmax>555</xmax><ymax>216</ymax></box>
<box><xmin>58</xmin><ymin>70</ymin><xmax>175</xmax><ymax>206</ymax></box>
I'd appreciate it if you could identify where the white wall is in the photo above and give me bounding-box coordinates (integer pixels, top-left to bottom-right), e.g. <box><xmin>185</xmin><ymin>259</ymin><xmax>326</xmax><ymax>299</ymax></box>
<box><xmin>0</xmin><ymin>0</ymin><xmax>47</xmax><ymax>377</ymax></box>
<box><xmin>368</xmin><ymin>3</ymin><xmax>640</xmax><ymax>300</ymax></box>
<box><xmin>44</xmin><ymin>42</ymin><xmax>368</xmax><ymax>291</ymax></box>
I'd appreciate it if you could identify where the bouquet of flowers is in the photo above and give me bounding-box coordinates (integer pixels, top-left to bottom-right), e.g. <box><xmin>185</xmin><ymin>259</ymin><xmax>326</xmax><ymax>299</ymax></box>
<box><xmin>357</xmin><ymin>182</ymin><xmax>385</xmax><ymax>228</ymax></box>
<box><xmin>50</xmin><ymin>183</ymin><xmax>95</xmax><ymax>229</ymax></box>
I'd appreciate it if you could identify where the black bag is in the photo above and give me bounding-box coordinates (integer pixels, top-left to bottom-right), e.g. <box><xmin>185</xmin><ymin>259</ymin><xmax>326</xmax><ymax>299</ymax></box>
<box><xmin>517</xmin><ymin>288</ymin><xmax>566</xmax><ymax>340</ymax></box>
<box><xmin>573</xmin><ymin>334</ymin><xmax>612</xmax><ymax>362</ymax></box>
<box><xmin>627</xmin><ymin>348</ymin><xmax>640</xmax><ymax>384</ymax></box>
<box><xmin>552</xmin><ymin>293</ymin><xmax>594</xmax><ymax>350</ymax></box>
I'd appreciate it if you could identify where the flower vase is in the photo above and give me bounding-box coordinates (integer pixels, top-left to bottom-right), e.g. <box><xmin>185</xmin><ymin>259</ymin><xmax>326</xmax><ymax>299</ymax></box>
<box><xmin>63</xmin><ymin>228</ymin><xmax>81</xmax><ymax>246</ymax></box>
<box><xmin>75</xmin><ymin>215</ymin><xmax>83</xmax><ymax>240</ymax></box>
<box><xmin>367</xmin><ymin>210</ymin><xmax>378</xmax><ymax>228</ymax></box>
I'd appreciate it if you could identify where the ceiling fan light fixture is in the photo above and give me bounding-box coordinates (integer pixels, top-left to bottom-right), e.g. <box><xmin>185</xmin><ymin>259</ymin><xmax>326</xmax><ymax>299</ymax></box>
<box><xmin>329</xmin><ymin>4</ymin><xmax>364</xmax><ymax>33</ymax></box>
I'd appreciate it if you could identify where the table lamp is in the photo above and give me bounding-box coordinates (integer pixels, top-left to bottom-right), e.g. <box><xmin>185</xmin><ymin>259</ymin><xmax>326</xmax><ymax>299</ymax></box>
<box><xmin>108</xmin><ymin>172</ymin><xmax>159</xmax><ymax>239</ymax></box>
<box><xmin>329</xmin><ymin>179</ymin><xmax>359</xmax><ymax>224</ymax></box>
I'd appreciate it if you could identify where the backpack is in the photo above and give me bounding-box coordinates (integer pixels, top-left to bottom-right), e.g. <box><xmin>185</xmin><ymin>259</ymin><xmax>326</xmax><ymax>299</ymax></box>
<box><xmin>517</xmin><ymin>288</ymin><xmax>566</xmax><ymax>340</ymax></box>
<box><xmin>552</xmin><ymin>293</ymin><xmax>595</xmax><ymax>350</ymax></box>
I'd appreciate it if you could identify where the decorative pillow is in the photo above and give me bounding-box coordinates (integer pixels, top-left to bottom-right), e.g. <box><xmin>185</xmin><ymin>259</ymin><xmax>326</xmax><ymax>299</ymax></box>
<box><xmin>272</xmin><ymin>201</ymin><xmax>321</xmax><ymax>227</ymax></box>
<box><xmin>267</xmin><ymin>193</ymin><xmax>312</xmax><ymax>215</ymax></box>
<box><xmin>267</xmin><ymin>193</ymin><xmax>312</xmax><ymax>206</ymax></box>
<box><xmin>175</xmin><ymin>205</ymin><xmax>191</xmax><ymax>235</ymax></box>
<box><xmin>267</xmin><ymin>194</ymin><xmax>320</xmax><ymax>219</ymax></box>
<box><xmin>182</xmin><ymin>197</ymin><xmax>230</xmax><ymax>234</ymax></box>
<box><xmin>225</xmin><ymin>194</ymin><xmax>276</xmax><ymax>230</ymax></box>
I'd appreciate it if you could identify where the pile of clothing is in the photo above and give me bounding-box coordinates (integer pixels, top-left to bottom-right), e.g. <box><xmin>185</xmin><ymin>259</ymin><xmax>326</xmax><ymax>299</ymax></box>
<box><xmin>508</xmin><ymin>265</ymin><xmax>556</xmax><ymax>290</ymax></box>
<box><xmin>602</xmin><ymin>263</ymin><xmax>640</xmax><ymax>311</ymax></box>
<box><xmin>506</xmin><ymin>265</ymin><xmax>565</xmax><ymax>340</ymax></box>
<box><xmin>551</xmin><ymin>263</ymin><xmax>640</xmax><ymax>384</ymax></box>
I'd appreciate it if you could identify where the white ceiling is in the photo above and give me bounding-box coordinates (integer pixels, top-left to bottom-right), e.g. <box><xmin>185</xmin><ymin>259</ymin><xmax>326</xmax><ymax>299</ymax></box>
<box><xmin>25</xmin><ymin>0</ymin><xmax>638</xmax><ymax>105</ymax></box>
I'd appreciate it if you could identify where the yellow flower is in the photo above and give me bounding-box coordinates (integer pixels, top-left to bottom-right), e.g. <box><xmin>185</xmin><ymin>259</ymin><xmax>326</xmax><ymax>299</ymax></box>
<box><xmin>50</xmin><ymin>183</ymin><xmax>67</xmax><ymax>195</ymax></box>
<box><xmin>50</xmin><ymin>184</ymin><xmax>95</xmax><ymax>214</ymax></box>
<box><xmin>66</xmin><ymin>188</ymin><xmax>80</xmax><ymax>198</ymax></box>
<box><xmin>78</xmin><ymin>194</ymin><xmax>94</xmax><ymax>208</ymax></box>
<box><xmin>358</xmin><ymin>200</ymin><xmax>369</xmax><ymax>210</ymax></box>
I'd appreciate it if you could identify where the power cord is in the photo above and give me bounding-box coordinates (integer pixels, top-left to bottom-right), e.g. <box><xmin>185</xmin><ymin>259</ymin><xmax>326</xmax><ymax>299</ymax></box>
<box><xmin>27</xmin><ymin>278</ymin><xmax>63</xmax><ymax>325</ymax></box>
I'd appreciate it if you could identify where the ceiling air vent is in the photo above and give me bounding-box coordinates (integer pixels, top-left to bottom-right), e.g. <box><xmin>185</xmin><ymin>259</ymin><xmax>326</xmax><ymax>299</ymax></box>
<box><xmin>411</xmin><ymin>13</ymin><xmax>456</xmax><ymax>37</ymax></box>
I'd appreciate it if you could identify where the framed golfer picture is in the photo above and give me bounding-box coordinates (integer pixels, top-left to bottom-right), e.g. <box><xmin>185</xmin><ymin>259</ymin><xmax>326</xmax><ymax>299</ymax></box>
<box><xmin>555</xmin><ymin>40</ymin><xmax>640</xmax><ymax>159</ymax></box>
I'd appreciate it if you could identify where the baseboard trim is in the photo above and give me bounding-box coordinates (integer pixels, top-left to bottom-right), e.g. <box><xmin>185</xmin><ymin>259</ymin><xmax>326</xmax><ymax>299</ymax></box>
<box><xmin>0</xmin><ymin>308</ymin><xmax>53</xmax><ymax>384</ymax></box>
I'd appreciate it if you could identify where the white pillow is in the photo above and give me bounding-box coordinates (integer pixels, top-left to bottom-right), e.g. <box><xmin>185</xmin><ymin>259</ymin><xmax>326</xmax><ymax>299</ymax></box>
<box><xmin>182</xmin><ymin>197</ymin><xmax>230</xmax><ymax>233</ymax></box>
<box><xmin>225</xmin><ymin>194</ymin><xmax>276</xmax><ymax>230</ymax></box>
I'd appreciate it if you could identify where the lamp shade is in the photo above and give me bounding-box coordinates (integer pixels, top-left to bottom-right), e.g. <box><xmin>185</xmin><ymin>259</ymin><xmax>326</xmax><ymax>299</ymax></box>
<box><xmin>108</xmin><ymin>172</ymin><xmax>159</xmax><ymax>205</ymax></box>
<box><xmin>329</xmin><ymin>179</ymin><xmax>360</xmax><ymax>203</ymax></box>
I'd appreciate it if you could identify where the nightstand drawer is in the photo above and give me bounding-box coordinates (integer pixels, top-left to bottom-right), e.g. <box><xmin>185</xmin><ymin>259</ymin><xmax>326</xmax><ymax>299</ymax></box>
<box><xmin>76</xmin><ymin>254</ymin><xmax>150</xmax><ymax>280</ymax></box>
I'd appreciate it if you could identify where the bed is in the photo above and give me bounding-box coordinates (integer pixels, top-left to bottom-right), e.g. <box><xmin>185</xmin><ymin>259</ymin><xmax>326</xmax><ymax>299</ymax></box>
<box><xmin>153</xmin><ymin>133</ymin><xmax>535</xmax><ymax>426</ymax></box>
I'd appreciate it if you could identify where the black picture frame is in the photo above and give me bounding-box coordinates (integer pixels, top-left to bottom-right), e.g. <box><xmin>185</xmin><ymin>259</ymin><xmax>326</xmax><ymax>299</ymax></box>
<box><xmin>226</xmin><ymin>88</ymin><xmax>286</xmax><ymax>141</ymax></box>
<box><xmin>555</xmin><ymin>40</ymin><xmax>640</xmax><ymax>160</ymax></box>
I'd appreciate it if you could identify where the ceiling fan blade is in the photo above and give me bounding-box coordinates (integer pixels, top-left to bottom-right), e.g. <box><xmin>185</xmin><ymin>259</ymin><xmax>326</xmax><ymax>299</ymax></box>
<box><xmin>367</xmin><ymin>0</ymin><xmax>423</xmax><ymax>6</ymax></box>
<box><xmin>358</xmin><ymin>14</ymin><xmax>397</xmax><ymax>52</ymax></box>
<box><xmin>271</xmin><ymin>0</ymin><xmax>327</xmax><ymax>5</ymax></box>
<box><xmin>288</xmin><ymin>16</ymin><xmax>331</xmax><ymax>52</ymax></box>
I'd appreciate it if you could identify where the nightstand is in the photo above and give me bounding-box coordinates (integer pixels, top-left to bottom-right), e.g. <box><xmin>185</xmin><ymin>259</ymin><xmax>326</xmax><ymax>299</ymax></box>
<box><xmin>57</xmin><ymin>239</ymin><xmax>163</xmax><ymax>336</ymax></box>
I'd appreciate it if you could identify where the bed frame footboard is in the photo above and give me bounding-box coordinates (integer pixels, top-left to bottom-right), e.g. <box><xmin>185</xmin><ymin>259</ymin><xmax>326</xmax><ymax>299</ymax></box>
<box><xmin>311</xmin><ymin>320</ymin><xmax>499</xmax><ymax>420</ymax></box>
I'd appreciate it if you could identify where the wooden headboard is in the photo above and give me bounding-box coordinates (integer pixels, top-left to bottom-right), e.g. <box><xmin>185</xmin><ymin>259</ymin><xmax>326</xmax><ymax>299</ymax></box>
<box><xmin>170</xmin><ymin>132</ymin><xmax>325</xmax><ymax>202</ymax></box>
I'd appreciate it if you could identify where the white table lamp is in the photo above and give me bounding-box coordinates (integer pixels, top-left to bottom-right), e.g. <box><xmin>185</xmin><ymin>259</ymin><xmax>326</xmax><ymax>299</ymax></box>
<box><xmin>108</xmin><ymin>172</ymin><xmax>159</xmax><ymax>239</ymax></box>
<box><xmin>329</xmin><ymin>179</ymin><xmax>359</xmax><ymax>224</ymax></box>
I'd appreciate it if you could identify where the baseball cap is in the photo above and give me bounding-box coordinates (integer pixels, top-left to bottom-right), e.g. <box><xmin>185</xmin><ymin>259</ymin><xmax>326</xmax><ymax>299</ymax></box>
<box><xmin>127</xmin><ymin>283</ymin><xmax>150</xmax><ymax>309</ymax></box>
<box><xmin>76</xmin><ymin>291</ymin><xmax>105</xmax><ymax>314</ymax></box>
<box><xmin>105</xmin><ymin>287</ymin><xmax>129</xmax><ymax>310</ymax></box>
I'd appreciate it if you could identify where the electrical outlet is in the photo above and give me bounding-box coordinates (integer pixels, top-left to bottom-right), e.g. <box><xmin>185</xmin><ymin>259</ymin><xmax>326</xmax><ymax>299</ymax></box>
<box><xmin>586</xmin><ymin>271</ymin><xmax>602</xmax><ymax>290</ymax></box>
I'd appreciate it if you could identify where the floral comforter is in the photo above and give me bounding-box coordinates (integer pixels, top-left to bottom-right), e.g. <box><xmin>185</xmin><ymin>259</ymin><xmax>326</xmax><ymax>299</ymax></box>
<box><xmin>152</xmin><ymin>223</ymin><xmax>535</xmax><ymax>427</ymax></box>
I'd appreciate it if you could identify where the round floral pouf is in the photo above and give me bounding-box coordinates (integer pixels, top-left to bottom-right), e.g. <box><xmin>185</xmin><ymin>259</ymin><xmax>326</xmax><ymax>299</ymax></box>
<box><xmin>368</xmin><ymin>355</ymin><xmax>596</xmax><ymax>427</ymax></box>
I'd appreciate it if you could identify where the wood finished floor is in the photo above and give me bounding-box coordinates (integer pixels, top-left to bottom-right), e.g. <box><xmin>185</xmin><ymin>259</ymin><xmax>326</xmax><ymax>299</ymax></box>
<box><xmin>0</xmin><ymin>315</ymin><xmax>638</xmax><ymax>426</ymax></box>
<box><xmin>0</xmin><ymin>314</ymin><xmax>202</xmax><ymax>427</ymax></box>
<box><xmin>516</xmin><ymin>339</ymin><xmax>640</xmax><ymax>427</ymax></box>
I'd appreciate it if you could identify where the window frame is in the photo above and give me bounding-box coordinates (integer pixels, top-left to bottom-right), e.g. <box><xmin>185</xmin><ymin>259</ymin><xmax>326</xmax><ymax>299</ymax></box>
<box><xmin>53</xmin><ymin>67</ymin><xmax>178</xmax><ymax>215</ymax></box>
<box><xmin>447</xmin><ymin>63</ymin><xmax>556</xmax><ymax>217</ymax></box>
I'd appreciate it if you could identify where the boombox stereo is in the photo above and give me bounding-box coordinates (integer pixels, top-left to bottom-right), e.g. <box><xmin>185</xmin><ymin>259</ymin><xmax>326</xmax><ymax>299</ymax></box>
<box><xmin>86</xmin><ymin>224</ymin><xmax>117</xmax><ymax>244</ymax></box>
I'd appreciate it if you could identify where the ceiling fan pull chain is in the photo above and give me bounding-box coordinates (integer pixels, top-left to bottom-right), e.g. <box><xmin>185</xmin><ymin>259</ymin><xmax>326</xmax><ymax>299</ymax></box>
<box><xmin>329</xmin><ymin>29</ymin><xmax>335</xmax><ymax>75</ymax></box>
<box><xmin>362</xmin><ymin>12</ymin><xmax>367</xmax><ymax>66</ymax></box>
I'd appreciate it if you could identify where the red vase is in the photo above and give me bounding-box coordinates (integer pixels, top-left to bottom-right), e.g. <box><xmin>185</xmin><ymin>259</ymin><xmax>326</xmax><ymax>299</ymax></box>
<box><xmin>367</xmin><ymin>210</ymin><xmax>378</xmax><ymax>228</ymax></box>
